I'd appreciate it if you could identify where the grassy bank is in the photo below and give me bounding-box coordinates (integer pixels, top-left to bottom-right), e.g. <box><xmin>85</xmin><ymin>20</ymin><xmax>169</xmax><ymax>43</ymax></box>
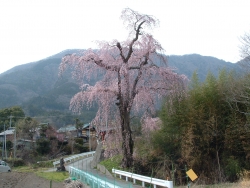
<box><xmin>36</xmin><ymin>171</ymin><xmax>69</xmax><ymax>182</ymax></box>
<box><xmin>13</xmin><ymin>165</ymin><xmax>69</xmax><ymax>182</ymax></box>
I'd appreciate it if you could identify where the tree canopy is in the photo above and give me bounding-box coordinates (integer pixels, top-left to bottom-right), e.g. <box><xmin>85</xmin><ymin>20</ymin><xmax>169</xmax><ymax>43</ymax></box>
<box><xmin>0</xmin><ymin>106</ymin><xmax>25</xmax><ymax>132</ymax></box>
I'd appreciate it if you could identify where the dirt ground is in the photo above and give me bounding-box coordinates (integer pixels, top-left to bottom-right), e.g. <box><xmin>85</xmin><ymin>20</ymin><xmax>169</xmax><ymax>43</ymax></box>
<box><xmin>0</xmin><ymin>171</ymin><xmax>64</xmax><ymax>188</ymax></box>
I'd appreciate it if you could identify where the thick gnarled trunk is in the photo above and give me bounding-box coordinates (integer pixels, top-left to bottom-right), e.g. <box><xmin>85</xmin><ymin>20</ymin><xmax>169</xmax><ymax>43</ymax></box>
<box><xmin>120</xmin><ymin>108</ymin><xmax>134</xmax><ymax>168</ymax></box>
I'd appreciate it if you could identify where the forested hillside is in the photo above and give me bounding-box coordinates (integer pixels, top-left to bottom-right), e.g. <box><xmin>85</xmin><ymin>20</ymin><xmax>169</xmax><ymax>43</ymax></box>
<box><xmin>0</xmin><ymin>50</ymin><xmax>241</xmax><ymax>121</ymax></box>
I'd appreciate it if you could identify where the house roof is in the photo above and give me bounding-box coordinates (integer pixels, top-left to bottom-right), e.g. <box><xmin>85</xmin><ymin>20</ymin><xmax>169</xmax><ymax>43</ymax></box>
<box><xmin>83</xmin><ymin>123</ymin><xmax>90</xmax><ymax>129</ymax></box>
<box><xmin>0</xmin><ymin>129</ymin><xmax>15</xmax><ymax>136</ymax></box>
<box><xmin>57</xmin><ymin>125</ymin><xmax>77</xmax><ymax>133</ymax></box>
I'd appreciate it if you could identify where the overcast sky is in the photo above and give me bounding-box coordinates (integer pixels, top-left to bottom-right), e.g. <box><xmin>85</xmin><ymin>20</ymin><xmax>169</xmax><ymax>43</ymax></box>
<box><xmin>1</xmin><ymin>0</ymin><xmax>250</xmax><ymax>74</ymax></box>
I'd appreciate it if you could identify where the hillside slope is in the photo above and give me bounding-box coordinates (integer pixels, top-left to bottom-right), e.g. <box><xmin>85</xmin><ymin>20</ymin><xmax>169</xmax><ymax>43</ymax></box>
<box><xmin>0</xmin><ymin>50</ymin><xmax>241</xmax><ymax>115</ymax></box>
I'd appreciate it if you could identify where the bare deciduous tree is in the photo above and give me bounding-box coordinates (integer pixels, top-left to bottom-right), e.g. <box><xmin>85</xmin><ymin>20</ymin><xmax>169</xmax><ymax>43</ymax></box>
<box><xmin>240</xmin><ymin>32</ymin><xmax>250</xmax><ymax>59</ymax></box>
<box><xmin>239</xmin><ymin>31</ymin><xmax>250</xmax><ymax>68</ymax></box>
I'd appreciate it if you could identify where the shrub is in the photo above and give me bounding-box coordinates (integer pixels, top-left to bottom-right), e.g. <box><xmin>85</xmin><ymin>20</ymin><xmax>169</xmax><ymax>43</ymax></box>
<box><xmin>74</xmin><ymin>143</ymin><xmax>88</xmax><ymax>153</ymax></box>
<box><xmin>36</xmin><ymin>138</ymin><xmax>50</xmax><ymax>155</ymax></box>
<box><xmin>63</xmin><ymin>145</ymin><xmax>72</xmax><ymax>155</ymax></box>
<box><xmin>6</xmin><ymin>158</ymin><xmax>25</xmax><ymax>167</ymax></box>
<box><xmin>225</xmin><ymin>156</ymin><xmax>242</xmax><ymax>182</ymax></box>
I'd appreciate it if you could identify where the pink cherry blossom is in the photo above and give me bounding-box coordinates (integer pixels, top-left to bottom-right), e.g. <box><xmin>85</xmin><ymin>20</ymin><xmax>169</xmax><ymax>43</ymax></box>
<box><xmin>59</xmin><ymin>8</ymin><xmax>187</xmax><ymax>167</ymax></box>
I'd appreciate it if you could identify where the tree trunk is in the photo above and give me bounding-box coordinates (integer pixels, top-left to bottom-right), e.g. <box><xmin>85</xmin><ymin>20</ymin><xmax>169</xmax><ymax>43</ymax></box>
<box><xmin>216</xmin><ymin>150</ymin><xmax>222</xmax><ymax>183</ymax></box>
<box><xmin>120</xmin><ymin>108</ymin><xmax>134</xmax><ymax>168</ymax></box>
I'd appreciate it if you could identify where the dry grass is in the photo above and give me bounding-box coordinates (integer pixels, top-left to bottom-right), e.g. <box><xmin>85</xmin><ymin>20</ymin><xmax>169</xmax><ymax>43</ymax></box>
<box><xmin>175</xmin><ymin>170</ymin><xmax>250</xmax><ymax>188</ymax></box>
<box><xmin>176</xmin><ymin>180</ymin><xmax>250</xmax><ymax>188</ymax></box>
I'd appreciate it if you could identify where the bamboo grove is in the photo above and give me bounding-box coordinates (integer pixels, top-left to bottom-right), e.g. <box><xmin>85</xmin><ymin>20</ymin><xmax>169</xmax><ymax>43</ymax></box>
<box><xmin>150</xmin><ymin>70</ymin><xmax>250</xmax><ymax>184</ymax></box>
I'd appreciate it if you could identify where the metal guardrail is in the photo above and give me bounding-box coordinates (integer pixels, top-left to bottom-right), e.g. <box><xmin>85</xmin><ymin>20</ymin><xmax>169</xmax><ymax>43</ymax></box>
<box><xmin>112</xmin><ymin>168</ymin><xmax>173</xmax><ymax>188</ymax></box>
<box><xmin>69</xmin><ymin>166</ymin><xmax>122</xmax><ymax>188</ymax></box>
<box><xmin>53</xmin><ymin>151</ymin><xmax>95</xmax><ymax>167</ymax></box>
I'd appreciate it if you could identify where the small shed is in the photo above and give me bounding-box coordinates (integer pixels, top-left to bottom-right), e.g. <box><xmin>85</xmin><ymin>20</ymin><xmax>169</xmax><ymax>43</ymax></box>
<box><xmin>82</xmin><ymin>123</ymin><xmax>96</xmax><ymax>142</ymax></box>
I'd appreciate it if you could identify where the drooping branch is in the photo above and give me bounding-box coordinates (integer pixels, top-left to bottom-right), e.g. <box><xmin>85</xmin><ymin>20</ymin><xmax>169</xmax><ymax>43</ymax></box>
<box><xmin>240</xmin><ymin>32</ymin><xmax>250</xmax><ymax>58</ymax></box>
<box><xmin>62</xmin><ymin>53</ymin><xmax>120</xmax><ymax>73</ymax></box>
<box><xmin>89</xmin><ymin>58</ymin><xmax>120</xmax><ymax>72</ymax></box>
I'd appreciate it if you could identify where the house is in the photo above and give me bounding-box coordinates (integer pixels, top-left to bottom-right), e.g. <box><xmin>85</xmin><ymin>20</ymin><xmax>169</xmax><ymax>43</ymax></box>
<box><xmin>57</xmin><ymin>125</ymin><xmax>77</xmax><ymax>141</ymax></box>
<box><xmin>0</xmin><ymin>128</ymin><xmax>15</xmax><ymax>142</ymax></box>
<box><xmin>81</xmin><ymin>123</ymin><xmax>96</xmax><ymax>142</ymax></box>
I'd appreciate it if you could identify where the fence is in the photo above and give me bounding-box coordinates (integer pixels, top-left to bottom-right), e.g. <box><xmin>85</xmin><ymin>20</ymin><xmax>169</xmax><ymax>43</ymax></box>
<box><xmin>112</xmin><ymin>168</ymin><xmax>173</xmax><ymax>188</ymax></box>
<box><xmin>69</xmin><ymin>166</ymin><xmax>123</xmax><ymax>188</ymax></box>
<box><xmin>53</xmin><ymin>151</ymin><xmax>95</xmax><ymax>167</ymax></box>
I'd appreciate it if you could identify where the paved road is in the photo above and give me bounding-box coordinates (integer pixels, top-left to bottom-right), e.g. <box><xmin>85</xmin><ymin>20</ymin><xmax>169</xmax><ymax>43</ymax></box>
<box><xmin>66</xmin><ymin>157</ymin><xmax>142</xmax><ymax>188</ymax></box>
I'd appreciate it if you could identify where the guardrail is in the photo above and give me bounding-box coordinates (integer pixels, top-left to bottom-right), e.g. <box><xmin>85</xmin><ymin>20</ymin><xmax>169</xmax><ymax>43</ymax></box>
<box><xmin>69</xmin><ymin>166</ymin><xmax>122</xmax><ymax>188</ymax></box>
<box><xmin>53</xmin><ymin>151</ymin><xmax>95</xmax><ymax>168</ymax></box>
<box><xmin>112</xmin><ymin>168</ymin><xmax>173</xmax><ymax>188</ymax></box>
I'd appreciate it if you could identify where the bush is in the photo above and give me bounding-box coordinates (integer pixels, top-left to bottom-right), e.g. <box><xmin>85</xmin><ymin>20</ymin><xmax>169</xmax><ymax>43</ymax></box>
<box><xmin>75</xmin><ymin>138</ymin><xmax>83</xmax><ymax>145</ymax></box>
<box><xmin>74</xmin><ymin>143</ymin><xmax>88</xmax><ymax>153</ymax></box>
<box><xmin>6</xmin><ymin>140</ymin><xmax>13</xmax><ymax>150</ymax></box>
<box><xmin>225</xmin><ymin>156</ymin><xmax>242</xmax><ymax>181</ymax></box>
<box><xmin>6</xmin><ymin>158</ymin><xmax>25</xmax><ymax>167</ymax></box>
<box><xmin>36</xmin><ymin>138</ymin><xmax>50</xmax><ymax>155</ymax></box>
<box><xmin>63</xmin><ymin>145</ymin><xmax>72</xmax><ymax>155</ymax></box>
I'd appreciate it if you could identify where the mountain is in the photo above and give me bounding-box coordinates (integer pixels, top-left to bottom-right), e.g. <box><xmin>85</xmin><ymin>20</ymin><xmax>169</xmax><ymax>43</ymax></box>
<box><xmin>167</xmin><ymin>54</ymin><xmax>240</xmax><ymax>80</ymax></box>
<box><xmin>0</xmin><ymin>49</ymin><xmax>242</xmax><ymax>118</ymax></box>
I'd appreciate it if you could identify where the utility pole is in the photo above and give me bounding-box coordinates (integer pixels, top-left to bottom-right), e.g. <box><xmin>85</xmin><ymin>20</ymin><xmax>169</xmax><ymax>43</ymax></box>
<box><xmin>4</xmin><ymin>124</ymin><xmax>7</xmax><ymax>159</ymax></box>
<box><xmin>9</xmin><ymin>115</ymin><xmax>13</xmax><ymax>128</ymax></box>
<box><xmin>9</xmin><ymin>115</ymin><xmax>16</xmax><ymax>160</ymax></box>
<box><xmin>89</xmin><ymin>128</ymin><xmax>91</xmax><ymax>152</ymax></box>
<box><xmin>14</xmin><ymin>127</ymin><xmax>16</xmax><ymax>160</ymax></box>
<box><xmin>1</xmin><ymin>125</ymin><xmax>3</xmax><ymax>160</ymax></box>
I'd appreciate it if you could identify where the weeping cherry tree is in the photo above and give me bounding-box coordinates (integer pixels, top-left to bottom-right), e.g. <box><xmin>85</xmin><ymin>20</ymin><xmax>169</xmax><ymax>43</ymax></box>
<box><xmin>59</xmin><ymin>8</ymin><xmax>186</xmax><ymax>168</ymax></box>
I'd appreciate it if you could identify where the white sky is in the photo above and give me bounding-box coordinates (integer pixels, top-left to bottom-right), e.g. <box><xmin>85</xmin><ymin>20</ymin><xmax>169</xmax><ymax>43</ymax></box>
<box><xmin>1</xmin><ymin>0</ymin><xmax>250</xmax><ymax>74</ymax></box>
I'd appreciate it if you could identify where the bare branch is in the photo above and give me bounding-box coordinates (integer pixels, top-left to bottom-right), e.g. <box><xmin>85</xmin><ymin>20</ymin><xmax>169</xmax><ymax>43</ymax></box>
<box><xmin>125</xmin><ymin>21</ymin><xmax>145</xmax><ymax>63</ymax></box>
